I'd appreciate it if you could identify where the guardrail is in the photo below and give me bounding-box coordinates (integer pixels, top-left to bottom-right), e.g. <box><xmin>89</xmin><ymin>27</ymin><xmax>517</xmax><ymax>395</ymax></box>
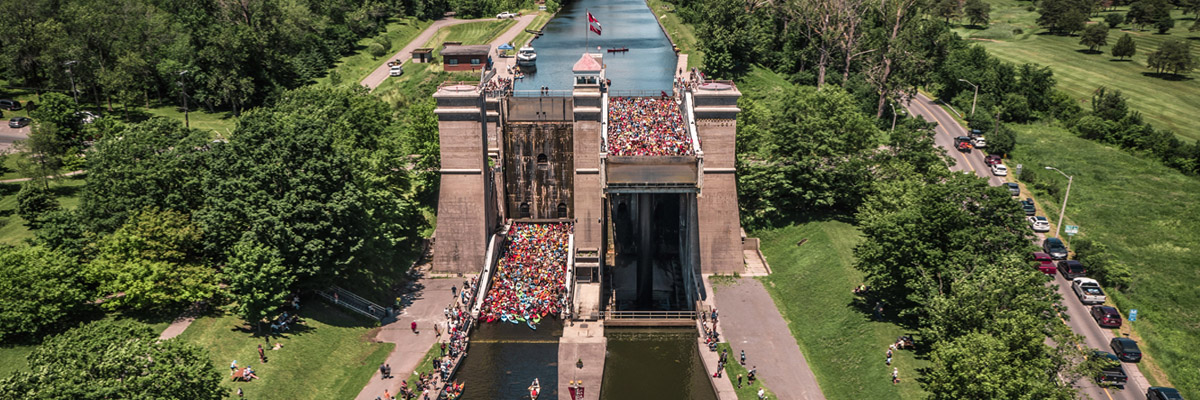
<box><xmin>316</xmin><ymin>286</ymin><xmax>387</xmax><ymax>321</ymax></box>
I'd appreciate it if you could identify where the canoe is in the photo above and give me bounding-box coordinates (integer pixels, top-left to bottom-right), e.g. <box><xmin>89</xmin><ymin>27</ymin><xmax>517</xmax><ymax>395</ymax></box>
<box><xmin>529</xmin><ymin>378</ymin><xmax>541</xmax><ymax>400</ymax></box>
<box><xmin>607</xmin><ymin>47</ymin><xmax>628</xmax><ymax>52</ymax></box>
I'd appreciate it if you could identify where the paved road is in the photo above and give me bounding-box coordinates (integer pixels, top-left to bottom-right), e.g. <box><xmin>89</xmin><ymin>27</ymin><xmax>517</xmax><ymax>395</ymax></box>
<box><xmin>354</xmin><ymin>277</ymin><xmax>459</xmax><ymax>400</ymax></box>
<box><xmin>486</xmin><ymin>14</ymin><xmax>539</xmax><ymax>81</ymax></box>
<box><xmin>904</xmin><ymin>93</ymin><xmax>1148</xmax><ymax>400</ymax></box>
<box><xmin>0</xmin><ymin>125</ymin><xmax>30</xmax><ymax>153</ymax></box>
<box><xmin>903</xmin><ymin>93</ymin><xmax>1005</xmax><ymax>187</ymax></box>
<box><xmin>713</xmin><ymin>278</ymin><xmax>826</xmax><ymax>400</ymax></box>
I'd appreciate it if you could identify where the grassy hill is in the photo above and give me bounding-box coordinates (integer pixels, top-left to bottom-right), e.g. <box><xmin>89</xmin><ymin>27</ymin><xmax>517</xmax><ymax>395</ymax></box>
<box><xmin>955</xmin><ymin>0</ymin><xmax>1200</xmax><ymax>141</ymax></box>
<box><xmin>1009</xmin><ymin>122</ymin><xmax>1200</xmax><ymax>398</ymax></box>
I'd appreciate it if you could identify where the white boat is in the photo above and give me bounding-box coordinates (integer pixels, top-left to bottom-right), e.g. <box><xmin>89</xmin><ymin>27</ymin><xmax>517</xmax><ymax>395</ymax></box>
<box><xmin>516</xmin><ymin>47</ymin><xmax>537</xmax><ymax>66</ymax></box>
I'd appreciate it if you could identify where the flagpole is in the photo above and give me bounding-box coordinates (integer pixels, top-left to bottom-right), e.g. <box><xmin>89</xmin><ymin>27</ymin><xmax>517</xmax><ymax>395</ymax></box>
<box><xmin>585</xmin><ymin>8</ymin><xmax>589</xmax><ymax>52</ymax></box>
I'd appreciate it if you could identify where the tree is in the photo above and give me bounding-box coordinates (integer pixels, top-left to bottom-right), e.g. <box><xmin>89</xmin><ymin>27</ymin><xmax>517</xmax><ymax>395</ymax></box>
<box><xmin>989</xmin><ymin>124</ymin><xmax>1018</xmax><ymax>155</ymax></box>
<box><xmin>965</xmin><ymin>0</ymin><xmax>992</xmax><ymax>26</ymax></box>
<box><xmin>1092</xmin><ymin>86</ymin><xmax>1129</xmax><ymax>121</ymax></box>
<box><xmin>1104</xmin><ymin>12</ymin><xmax>1124</xmax><ymax>28</ymax></box>
<box><xmin>0</xmin><ymin>245</ymin><xmax>92</xmax><ymax>341</ymax></box>
<box><xmin>0</xmin><ymin>319</ymin><xmax>224</xmax><ymax>399</ymax></box>
<box><xmin>934</xmin><ymin>0</ymin><xmax>964</xmax><ymax>23</ymax></box>
<box><xmin>1147</xmin><ymin>38</ymin><xmax>1198</xmax><ymax>75</ymax></box>
<box><xmin>1071</xmin><ymin>238</ymin><xmax>1133</xmax><ymax>290</ymax></box>
<box><xmin>1038</xmin><ymin>0</ymin><xmax>1094</xmax><ymax>34</ymax></box>
<box><xmin>1112</xmin><ymin>33</ymin><xmax>1137</xmax><ymax>60</ymax></box>
<box><xmin>16</xmin><ymin>182</ymin><xmax>60</xmax><ymax>228</ymax></box>
<box><xmin>226</xmin><ymin>236</ymin><xmax>295</xmax><ymax>330</ymax></box>
<box><xmin>368</xmin><ymin>42</ymin><xmax>386</xmax><ymax>59</ymax></box>
<box><xmin>28</xmin><ymin>93</ymin><xmax>81</xmax><ymax>141</ymax></box>
<box><xmin>1126</xmin><ymin>0</ymin><xmax>1172</xmax><ymax>29</ymax></box>
<box><xmin>1080</xmin><ymin>23</ymin><xmax>1110</xmax><ymax>52</ymax></box>
<box><xmin>1154</xmin><ymin>14</ymin><xmax>1175</xmax><ymax>33</ymax></box>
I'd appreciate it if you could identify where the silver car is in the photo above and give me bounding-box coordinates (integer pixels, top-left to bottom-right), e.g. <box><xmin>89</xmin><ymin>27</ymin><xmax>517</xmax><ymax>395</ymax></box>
<box><xmin>1027</xmin><ymin>216</ymin><xmax>1050</xmax><ymax>232</ymax></box>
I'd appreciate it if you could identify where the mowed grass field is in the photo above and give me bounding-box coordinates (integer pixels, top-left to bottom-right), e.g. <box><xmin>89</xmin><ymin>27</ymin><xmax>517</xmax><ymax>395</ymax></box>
<box><xmin>754</xmin><ymin>221</ymin><xmax>929</xmax><ymax>400</ymax></box>
<box><xmin>955</xmin><ymin>0</ymin><xmax>1200</xmax><ymax>141</ymax></box>
<box><xmin>177</xmin><ymin>300</ymin><xmax>392</xmax><ymax>400</ymax></box>
<box><xmin>1009</xmin><ymin>122</ymin><xmax>1200</xmax><ymax>398</ymax></box>
<box><xmin>0</xmin><ymin>175</ymin><xmax>85</xmax><ymax>245</ymax></box>
<box><xmin>647</xmin><ymin>0</ymin><xmax>703</xmax><ymax>69</ymax></box>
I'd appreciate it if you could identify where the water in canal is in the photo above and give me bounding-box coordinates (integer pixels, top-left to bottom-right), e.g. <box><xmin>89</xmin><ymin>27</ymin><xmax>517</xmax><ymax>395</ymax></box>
<box><xmin>601</xmin><ymin>328</ymin><xmax>716</xmax><ymax>400</ymax></box>
<box><xmin>517</xmin><ymin>0</ymin><xmax>677</xmax><ymax>92</ymax></box>
<box><xmin>456</xmin><ymin>319</ymin><xmax>562</xmax><ymax>399</ymax></box>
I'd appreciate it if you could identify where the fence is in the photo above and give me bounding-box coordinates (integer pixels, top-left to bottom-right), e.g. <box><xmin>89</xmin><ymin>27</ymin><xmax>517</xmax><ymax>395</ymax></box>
<box><xmin>316</xmin><ymin>286</ymin><xmax>388</xmax><ymax>321</ymax></box>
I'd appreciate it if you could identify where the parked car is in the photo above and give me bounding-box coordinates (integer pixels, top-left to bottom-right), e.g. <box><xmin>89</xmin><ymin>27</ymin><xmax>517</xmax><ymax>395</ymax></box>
<box><xmin>1032</xmin><ymin>252</ymin><xmax>1056</xmax><ymax>274</ymax></box>
<box><xmin>1091</xmin><ymin>305</ymin><xmax>1123</xmax><ymax>328</ymax></box>
<box><xmin>1020</xmin><ymin>198</ymin><xmax>1037</xmax><ymax>216</ymax></box>
<box><xmin>496</xmin><ymin>11</ymin><xmax>517</xmax><ymax>18</ymax></box>
<box><xmin>990</xmin><ymin>163</ymin><xmax>1008</xmax><ymax>176</ymax></box>
<box><xmin>1147</xmin><ymin>387</ymin><xmax>1184</xmax><ymax>400</ymax></box>
<box><xmin>1072</xmin><ymin>277</ymin><xmax>1105</xmax><ymax>304</ymax></box>
<box><xmin>1005</xmin><ymin>182</ymin><xmax>1020</xmax><ymax>196</ymax></box>
<box><xmin>1092</xmin><ymin>351</ymin><xmax>1128</xmax><ymax>387</ymax></box>
<box><xmin>985</xmin><ymin>155</ymin><xmax>1002</xmax><ymax>166</ymax></box>
<box><xmin>389</xmin><ymin>64</ymin><xmax>404</xmax><ymax>77</ymax></box>
<box><xmin>1043</xmin><ymin>237</ymin><xmax>1068</xmax><ymax>260</ymax></box>
<box><xmin>1058</xmin><ymin>260</ymin><xmax>1087</xmax><ymax>278</ymax></box>
<box><xmin>1028</xmin><ymin>216</ymin><xmax>1050</xmax><ymax>232</ymax></box>
<box><xmin>0</xmin><ymin>99</ymin><xmax>22</xmax><ymax>110</ymax></box>
<box><xmin>1110</xmin><ymin>337</ymin><xmax>1142</xmax><ymax>363</ymax></box>
<box><xmin>971</xmin><ymin>136</ymin><xmax>986</xmax><ymax>148</ymax></box>
<box><xmin>8</xmin><ymin>116</ymin><xmax>31</xmax><ymax>128</ymax></box>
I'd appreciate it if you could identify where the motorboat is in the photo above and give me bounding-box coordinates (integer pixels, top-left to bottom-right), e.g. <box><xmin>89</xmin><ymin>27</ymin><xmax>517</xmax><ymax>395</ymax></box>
<box><xmin>516</xmin><ymin>47</ymin><xmax>537</xmax><ymax>66</ymax></box>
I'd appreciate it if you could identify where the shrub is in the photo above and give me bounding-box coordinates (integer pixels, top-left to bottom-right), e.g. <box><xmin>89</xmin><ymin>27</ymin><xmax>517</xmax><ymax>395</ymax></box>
<box><xmin>1072</xmin><ymin>237</ymin><xmax>1132</xmax><ymax>291</ymax></box>
<box><xmin>1104</xmin><ymin>13</ymin><xmax>1124</xmax><ymax>28</ymax></box>
<box><xmin>368</xmin><ymin>42</ymin><xmax>386</xmax><ymax>59</ymax></box>
<box><xmin>1013</xmin><ymin>28</ymin><xmax>1025</xmax><ymax>35</ymax></box>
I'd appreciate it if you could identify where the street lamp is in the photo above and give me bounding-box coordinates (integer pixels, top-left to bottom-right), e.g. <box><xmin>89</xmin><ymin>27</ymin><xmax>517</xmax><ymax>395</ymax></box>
<box><xmin>177</xmin><ymin>70</ymin><xmax>190</xmax><ymax>129</ymax></box>
<box><xmin>1045</xmin><ymin>166</ymin><xmax>1074</xmax><ymax>238</ymax></box>
<box><xmin>64</xmin><ymin>60</ymin><xmax>79</xmax><ymax>104</ymax></box>
<box><xmin>889</xmin><ymin>102</ymin><xmax>898</xmax><ymax>133</ymax></box>
<box><xmin>957</xmin><ymin>78</ymin><xmax>979</xmax><ymax>117</ymax></box>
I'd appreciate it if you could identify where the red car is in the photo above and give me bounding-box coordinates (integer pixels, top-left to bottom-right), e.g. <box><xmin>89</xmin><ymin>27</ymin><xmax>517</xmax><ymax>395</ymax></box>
<box><xmin>1091</xmin><ymin>306</ymin><xmax>1123</xmax><ymax>328</ymax></box>
<box><xmin>1031</xmin><ymin>252</ymin><xmax>1056</xmax><ymax>274</ymax></box>
<box><xmin>985</xmin><ymin>155</ymin><xmax>1002</xmax><ymax>166</ymax></box>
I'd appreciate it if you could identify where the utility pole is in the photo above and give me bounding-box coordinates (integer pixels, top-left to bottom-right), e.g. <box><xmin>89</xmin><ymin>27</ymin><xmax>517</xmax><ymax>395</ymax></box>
<box><xmin>1045</xmin><ymin>166</ymin><xmax>1074</xmax><ymax>238</ymax></box>
<box><xmin>64</xmin><ymin>60</ymin><xmax>79</xmax><ymax>104</ymax></box>
<box><xmin>958</xmin><ymin>78</ymin><xmax>979</xmax><ymax>117</ymax></box>
<box><xmin>889</xmin><ymin>102</ymin><xmax>898</xmax><ymax>133</ymax></box>
<box><xmin>178</xmin><ymin>70</ymin><xmax>190</xmax><ymax>129</ymax></box>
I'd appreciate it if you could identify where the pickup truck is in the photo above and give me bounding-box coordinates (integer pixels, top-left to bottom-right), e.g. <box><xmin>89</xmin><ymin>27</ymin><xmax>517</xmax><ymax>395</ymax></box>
<box><xmin>1092</xmin><ymin>351</ymin><xmax>1128</xmax><ymax>387</ymax></box>
<box><xmin>1072</xmin><ymin>277</ymin><xmax>1106</xmax><ymax>304</ymax></box>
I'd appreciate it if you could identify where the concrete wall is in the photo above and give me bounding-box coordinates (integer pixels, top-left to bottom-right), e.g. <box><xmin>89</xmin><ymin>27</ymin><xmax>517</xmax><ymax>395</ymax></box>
<box><xmin>693</xmin><ymin>90</ymin><xmax>743</xmax><ymax>274</ymax></box>
<box><xmin>432</xmin><ymin>90</ymin><xmax>496</xmax><ymax>273</ymax></box>
<box><xmin>503</xmin><ymin>122</ymin><xmax>575</xmax><ymax>219</ymax></box>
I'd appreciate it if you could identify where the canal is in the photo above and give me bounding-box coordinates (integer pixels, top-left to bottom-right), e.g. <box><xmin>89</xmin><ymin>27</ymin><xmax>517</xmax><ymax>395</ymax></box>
<box><xmin>456</xmin><ymin>320</ymin><xmax>562</xmax><ymax>400</ymax></box>
<box><xmin>601</xmin><ymin>328</ymin><xmax>716</xmax><ymax>400</ymax></box>
<box><xmin>517</xmin><ymin>0</ymin><xmax>677</xmax><ymax>92</ymax></box>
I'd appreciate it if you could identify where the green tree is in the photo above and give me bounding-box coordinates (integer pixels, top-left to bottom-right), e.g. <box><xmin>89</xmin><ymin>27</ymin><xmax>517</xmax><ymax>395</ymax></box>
<box><xmin>934</xmin><ymin>0</ymin><xmax>963</xmax><ymax>22</ymax></box>
<box><xmin>1147</xmin><ymin>38</ymin><xmax>1198</xmax><ymax>75</ymax></box>
<box><xmin>15</xmin><ymin>181</ymin><xmax>60</xmax><ymax>228</ymax></box>
<box><xmin>28</xmin><ymin>92</ymin><xmax>81</xmax><ymax>141</ymax></box>
<box><xmin>0</xmin><ymin>319</ymin><xmax>224</xmax><ymax>399</ymax></box>
<box><xmin>1071</xmin><ymin>238</ymin><xmax>1133</xmax><ymax>290</ymax></box>
<box><xmin>1126</xmin><ymin>0</ymin><xmax>1172</xmax><ymax>29</ymax></box>
<box><xmin>989</xmin><ymin>124</ymin><xmax>1018</xmax><ymax>155</ymax></box>
<box><xmin>368</xmin><ymin>42</ymin><xmax>386</xmax><ymax>59</ymax></box>
<box><xmin>1104</xmin><ymin>12</ymin><xmax>1124</xmax><ymax>28</ymax></box>
<box><xmin>373</xmin><ymin>35</ymin><xmax>392</xmax><ymax>53</ymax></box>
<box><xmin>965</xmin><ymin>0</ymin><xmax>992</xmax><ymax>26</ymax></box>
<box><xmin>1038</xmin><ymin>0</ymin><xmax>1093</xmax><ymax>34</ymax></box>
<box><xmin>1000</xmin><ymin>93</ymin><xmax>1032</xmax><ymax>122</ymax></box>
<box><xmin>1079</xmin><ymin>23</ymin><xmax>1110</xmax><ymax>52</ymax></box>
<box><xmin>1111</xmin><ymin>33</ymin><xmax>1137</xmax><ymax>60</ymax></box>
<box><xmin>1155</xmin><ymin>14</ymin><xmax>1175</xmax><ymax>33</ymax></box>
<box><xmin>1092</xmin><ymin>86</ymin><xmax>1129</xmax><ymax>121</ymax></box>
<box><xmin>0</xmin><ymin>245</ymin><xmax>92</xmax><ymax>341</ymax></box>
<box><xmin>18</xmin><ymin>122</ymin><xmax>69</xmax><ymax>180</ymax></box>
<box><xmin>226</xmin><ymin>236</ymin><xmax>295</xmax><ymax>330</ymax></box>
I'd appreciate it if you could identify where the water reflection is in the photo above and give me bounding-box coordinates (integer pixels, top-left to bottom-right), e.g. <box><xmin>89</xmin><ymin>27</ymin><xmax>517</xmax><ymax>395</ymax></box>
<box><xmin>601</xmin><ymin>328</ymin><xmax>716</xmax><ymax>400</ymax></box>
<box><xmin>517</xmin><ymin>0</ymin><xmax>677</xmax><ymax>92</ymax></box>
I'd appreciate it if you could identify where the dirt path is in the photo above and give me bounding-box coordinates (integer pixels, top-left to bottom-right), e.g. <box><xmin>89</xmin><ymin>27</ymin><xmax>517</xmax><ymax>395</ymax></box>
<box><xmin>0</xmin><ymin>170</ymin><xmax>85</xmax><ymax>184</ymax></box>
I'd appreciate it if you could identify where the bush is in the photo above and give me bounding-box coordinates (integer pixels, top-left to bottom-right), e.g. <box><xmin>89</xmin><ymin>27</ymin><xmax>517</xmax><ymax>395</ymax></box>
<box><xmin>16</xmin><ymin>182</ymin><xmax>60</xmax><ymax>228</ymax></box>
<box><xmin>1019</xmin><ymin>161</ymin><xmax>1039</xmax><ymax>183</ymax></box>
<box><xmin>367</xmin><ymin>42</ymin><xmax>386</xmax><ymax>59</ymax></box>
<box><xmin>1104</xmin><ymin>13</ymin><xmax>1124</xmax><ymax>28</ymax></box>
<box><xmin>1072</xmin><ymin>237</ymin><xmax>1132</xmax><ymax>291</ymax></box>
<box><xmin>373</xmin><ymin>35</ymin><xmax>392</xmax><ymax>53</ymax></box>
<box><xmin>990</xmin><ymin>124</ymin><xmax>1018</xmax><ymax>155</ymax></box>
<box><xmin>1013</xmin><ymin>28</ymin><xmax>1024</xmax><ymax>35</ymax></box>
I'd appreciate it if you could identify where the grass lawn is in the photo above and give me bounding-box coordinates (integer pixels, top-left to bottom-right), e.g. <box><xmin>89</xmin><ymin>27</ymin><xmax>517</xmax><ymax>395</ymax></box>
<box><xmin>510</xmin><ymin>11</ymin><xmax>554</xmax><ymax>49</ymax></box>
<box><xmin>1008</xmin><ymin>122</ymin><xmax>1200</xmax><ymax>398</ymax></box>
<box><xmin>715</xmin><ymin>342</ymin><xmax>777</xmax><ymax>400</ymax></box>
<box><xmin>319</xmin><ymin>18</ymin><xmax>433</xmax><ymax>86</ymax></box>
<box><xmin>422</xmin><ymin>19</ymin><xmax>516</xmax><ymax>54</ymax></box>
<box><xmin>953</xmin><ymin>2</ymin><xmax>1200</xmax><ymax>141</ymax></box>
<box><xmin>403</xmin><ymin>343</ymin><xmax>441</xmax><ymax>395</ymax></box>
<box><xmin>1</xmin><ymin>154</ymin><xmax>25</xmax><ymax>180</ymax></box>
<box><xmin>0</xmin><ymin>175</ymin><xmax>85</xmax><ymax>245</ymax></box>
<box><xmin>647</xmin><ymin>0</ymin><xmax>703</xmax><ymax>69</ymax></box>
<box><xmin>177</xmin><ymin>300</ymin><xmax>392</xmax><ymax>400</ymax></box>
<box><xmin>144</xmin><ymin>104</ymin><xmax>238</xmax><ymax>137</ymax></box>
<box><xmin>753</xmin><ymin>220</ymin><xmax>929</xmax><ymax>400</ymax></box>
<box><xmin>0</xmin><ymin>345</ymin><xmax>35</xmax><ymax>378</ymax></box>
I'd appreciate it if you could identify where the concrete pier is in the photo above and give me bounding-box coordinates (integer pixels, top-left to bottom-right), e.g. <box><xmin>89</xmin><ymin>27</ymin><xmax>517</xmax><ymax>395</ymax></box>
<box><xmin>558</xmin><ymin>322</ymin><xmax>606</xmax><ymax>400</ymax></box>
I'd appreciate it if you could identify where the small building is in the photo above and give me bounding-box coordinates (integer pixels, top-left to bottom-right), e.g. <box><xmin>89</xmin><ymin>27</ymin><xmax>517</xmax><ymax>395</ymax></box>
<box><xmin>572</xmin><ymin>53</ymin><xmax>605</xmax><ymax>87</ymax></box>
<box><xmin>412</xmin><ymin>48</ymin><xmax>433</xmax><ymax>63</ymax></box>
<box><xmin>441</xmin><ymin>44</ymin><xmax>491</xmax><ymax>72</ymax></box>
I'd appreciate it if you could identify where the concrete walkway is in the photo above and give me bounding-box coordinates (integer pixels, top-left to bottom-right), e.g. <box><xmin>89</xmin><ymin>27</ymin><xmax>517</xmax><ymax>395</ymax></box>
<box><xmin>486</xmin><ymin>14</ymin><xmax>539</xmax><ymax>82</ymax></box>
<box><xmin>158</xmin><ymin>301</ymin><xmax>207</xmax><ymax>340</ymax></box>
<box><xmin>558</xmin><ymin>322</ymin><xmax>606</xmax><ymax>400</ymax></box>
<box><xmin>355</xmin><ymin>277</ymin><xmax>460</xmax><ymax>400</ymax></box>
<box><xmin>712</xmin><ymin>277</ymin><xmax>826</xmax><ymax>400</ymax></box>
<box><xmin>0</xmin><ymin>170</ymin><xmax>85</xmax><ymax>184</ymax></box>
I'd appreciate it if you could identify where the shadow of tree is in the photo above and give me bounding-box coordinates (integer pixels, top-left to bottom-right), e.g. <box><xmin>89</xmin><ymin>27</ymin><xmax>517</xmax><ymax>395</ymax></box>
<box><xmin>1075</xmin><ymin>49</ymin><xmax>1104</xmax><ymax>55</ymax></box>
<box><xmin>1141</xmin><ymin>72</ymin><xmax>1195</xmax><ymax>81</ymax></box>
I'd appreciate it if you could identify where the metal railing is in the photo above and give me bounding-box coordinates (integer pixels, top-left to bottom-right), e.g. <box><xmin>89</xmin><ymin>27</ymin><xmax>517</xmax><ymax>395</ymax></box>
<box><xmin>316</xmin><ymin>286</ymin><xmax>388</xmax><ymax>321</ymax></box>
<box><xmin>510</xmin><ymin>89</ymin><xmax>574</xmax><ymax>97</ymax></box>
<box><xmin>605</xmin><ymin>310</ymin><xmax>697</xmax><ymax>320</ymax></box>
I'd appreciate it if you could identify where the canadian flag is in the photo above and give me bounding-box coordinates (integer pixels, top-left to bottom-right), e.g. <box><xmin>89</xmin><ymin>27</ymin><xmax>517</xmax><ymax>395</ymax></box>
<box><xmin>587</xmin><ymin>12</ymin><xmax>599</xmax><ymax>24</ymax></box>
<box><xmin>589</xmin><ymin>23</ymin><xmax>602</xmax><ymax>36</ymax></box>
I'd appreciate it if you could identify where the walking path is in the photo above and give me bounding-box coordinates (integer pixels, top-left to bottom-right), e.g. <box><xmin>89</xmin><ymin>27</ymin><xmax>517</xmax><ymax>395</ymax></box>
<box><xmin>0</xmin><ymin>170</ymin><xmax>85</xmax><ymax>184</ymax></box>
<box><xmin>487</xmin><ymin>14</ymin><xmax>538</xmax><ymax>82</ymax></box>
<box><xmin>711</xmin><ymin>277</ymin><xmax>826</xmax><ymax>400</ymax></box>
<box><xmin>158</xmin><ymin>301</ymin><xmax>207</xmax><ymax>340</ymax></box>
<box><xmin>355</xmin><ymin>276</ymin><xmax>460</xmax><ymax>400</ymax></box>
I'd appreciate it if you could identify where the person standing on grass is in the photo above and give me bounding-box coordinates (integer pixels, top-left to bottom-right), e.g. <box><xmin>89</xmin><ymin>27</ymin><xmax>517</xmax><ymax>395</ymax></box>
<box><xmin>736</xmin><ymin>374</ymin><xmax>743</xmax><ymax>388</ymax></box>
<box><xmin>892</xmin><ymin>367</ymin><xmax>899</xmax><ymax>384</ymax></box>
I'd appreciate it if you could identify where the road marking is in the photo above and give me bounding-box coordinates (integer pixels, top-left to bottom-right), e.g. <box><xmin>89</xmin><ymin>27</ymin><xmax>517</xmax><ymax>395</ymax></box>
<box><xmin>912</xmin><ymin>97</ymin><xmax>976</xmax><ymax>173</ymax></box>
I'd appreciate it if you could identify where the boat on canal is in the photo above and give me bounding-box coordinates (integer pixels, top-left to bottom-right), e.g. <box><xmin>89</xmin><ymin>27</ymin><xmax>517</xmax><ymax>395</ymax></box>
<box><xmin>529</xmin><ymin>378</ymin><xmax>541</xmax><ymax>399</ymax></box>
<box><xmin>516</xmin><ymin>47</ymin><xmax>537</xmax><ymax>66</ymax></box>
<box><xmin>607</xmin><ymin>47</ymin><xmax>628</xmax><ymax>52</ymax></box>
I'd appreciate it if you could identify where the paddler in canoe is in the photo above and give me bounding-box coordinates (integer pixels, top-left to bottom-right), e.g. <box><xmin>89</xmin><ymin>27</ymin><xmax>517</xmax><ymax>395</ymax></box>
<box><xmin>529</xmin><ymin>378</ymin><xmax>541</xmax><ymax>399</ymax></box>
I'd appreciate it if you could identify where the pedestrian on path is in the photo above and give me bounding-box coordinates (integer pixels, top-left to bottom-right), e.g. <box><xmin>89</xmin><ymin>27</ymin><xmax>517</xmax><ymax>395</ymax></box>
<box><xmin>740</xmin><ymin>350</ymin><xmax>746</xmax><ymax>365</ymax></box>
<box><xmin>380</xmin><ymin>364</ymin><xmax>387</xmax><ymax>379</ymax></box>
<box><xmin>892</xmin><ymin>367</ymin><xmax>899</xmax><ymax>384</ymax></box>
<box><xmin>258</xmin><ymin>344</ymin><xmax>267</xmax><ymax>363</ymax></box>
<box><xmin>411</xmin><ymin>321</ymin><xmax>418</xmax><ymax>334</ymax></box>
<box><xmin>451</xmin><ymin>285</ymin><xmax>457</xmax><ymax>297</ymax></box>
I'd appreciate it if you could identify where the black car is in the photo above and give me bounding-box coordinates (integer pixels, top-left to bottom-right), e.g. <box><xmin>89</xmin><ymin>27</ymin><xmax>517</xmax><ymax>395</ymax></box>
<box><xmin>1147</xmin><ymin>387</ymin><xmax>1184</xmax><ymax>400</ymax></box>
<box><xmin>1019</xmin><ymin>198</ymin><xmax>1037</xmax><ymax>215</ymax></box>
<box><xmin>1092</xmin><ymin>351</ymin><xmax>1128</xmax><ymax>387</ymax></box>
<box><xmin>1058</xmin><ymin>260</ymin><xmax>1087</xmax><ymax>278</ymax></box>
<box><xmin>1110</xmin><ymin>337</ymin><xmax>1141</xmax><ymax>363</ymax></box>
<box><xmin>0</xmin><ymin>99</ymin><xmax>21</xmax><ymax>110</ymax></box>
<box><xmin>1043</xmin><ymin>237</ymin><xmax>1068</xmax><ymax>260</ymax></box>
<box><xmin>8</xmin><ymin>117</ymin><xmax>31</xmax><ymax>128</ymax></box>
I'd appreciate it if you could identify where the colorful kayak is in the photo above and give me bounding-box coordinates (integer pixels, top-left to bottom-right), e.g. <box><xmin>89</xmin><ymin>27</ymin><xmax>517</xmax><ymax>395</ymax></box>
<box><xmin>529</xmin><ymin>378</ymin><xmax>541</xmax><ymax>399</ymax></box>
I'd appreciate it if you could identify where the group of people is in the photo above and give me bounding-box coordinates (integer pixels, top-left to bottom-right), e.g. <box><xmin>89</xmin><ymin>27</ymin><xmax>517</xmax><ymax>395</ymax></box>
<box><xmin>483</xmin><ymin>76</ymin><xmax>513</xmax><ymax>97</ymax></box>
<box><xmin>887</xmin><ymin>335</ymin><xmax>914</xmax><ymax>384</ymax></box>
<box><xmin>606</xmin><ymin>96</ymin><xmax>693</xmax><ymax>156</ymax></box>
<box><xmin>702</xmin><ymin>308</ymin><xmax>720</xmax><ymax>351</ymax></box>
<box><xmin>479</xmin><ymin>223</ymin><xmax>571</xmax><ymax>329</ymax></box>
<box><xmin>269</xmin><ymin>295</ymin><xmax>302</xmax><ymax>334</ymax></box>
<box><xmin>229</xmin><ymin>361</ymin><xmax>259</xmax><ymax>382</ymax></box>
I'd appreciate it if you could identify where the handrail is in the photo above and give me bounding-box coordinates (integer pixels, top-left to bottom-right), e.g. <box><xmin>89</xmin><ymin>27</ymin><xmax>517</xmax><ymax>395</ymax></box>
<box><xmin>605</xmin><ymin>310</ymin><xmax>697</xmax><ymax>319</ymax></box>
